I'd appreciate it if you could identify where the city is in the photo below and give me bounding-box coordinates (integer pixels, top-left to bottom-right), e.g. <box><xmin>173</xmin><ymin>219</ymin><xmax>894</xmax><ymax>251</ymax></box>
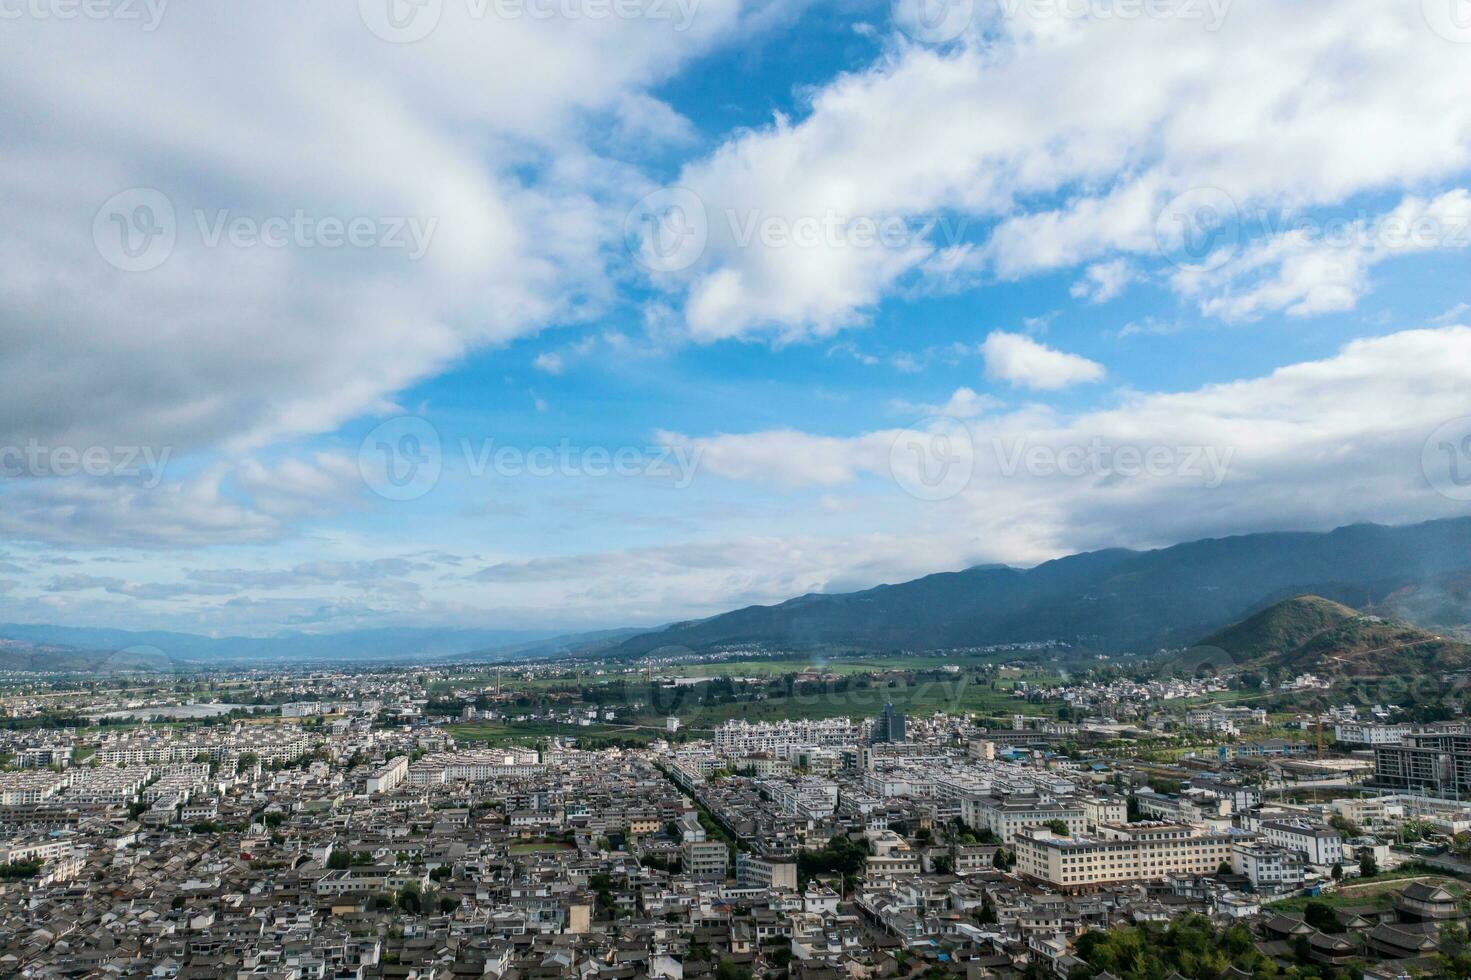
<box><xmin>5</xmin><ymin>0</ymin><xmax>1471</xmax><ymax>978</ymax></box>
<box><xmin>5</xmin><ymin>642</ymin><xmax>1471</xmax><ymax>978</ymax></box>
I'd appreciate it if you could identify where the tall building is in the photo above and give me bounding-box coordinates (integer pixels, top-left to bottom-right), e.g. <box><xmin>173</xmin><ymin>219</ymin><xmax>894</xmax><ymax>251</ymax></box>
<box><xmin>872</xmin><ymin>702</ymin><xmax>906</xmax><ymax>744</ymax></box>
<box><xmin>1375</xmin><ymin>731</ymin><xmax>1471</xmax><ymax>795</ymax></box>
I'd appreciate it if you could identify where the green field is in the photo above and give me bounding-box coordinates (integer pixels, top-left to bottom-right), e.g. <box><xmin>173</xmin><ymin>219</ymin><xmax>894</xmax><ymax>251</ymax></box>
<box><xmin>1267</xmin><ymin>873</ymin><xmax>1465</xmax><ymax>913</ymax></box>
<box><xmin>445</xmin><ymin>721</ymin><xmax>666</xmax><ymax>747</ymax></box>
<box><xmin>646</xmin><ymin>675</ymin><xmax>1060</xmax><ymax>728</ymax></box>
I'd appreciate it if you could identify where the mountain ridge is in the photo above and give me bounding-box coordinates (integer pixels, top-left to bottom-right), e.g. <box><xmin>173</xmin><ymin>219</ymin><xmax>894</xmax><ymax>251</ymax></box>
<box><xmin>603</xmin><ymin>518</ymin><xmax>1471</xmax><ymax>657</ymax></box>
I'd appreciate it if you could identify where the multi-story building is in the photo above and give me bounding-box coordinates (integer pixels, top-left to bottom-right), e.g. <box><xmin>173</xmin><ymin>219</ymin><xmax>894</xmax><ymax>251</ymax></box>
<box><xmin>871</xmin><ymin>703</ymin><xmax>906</xmax><ymax>744</ymax></box>
<box><xmin>1013</xmin><ymin>823</ymin><xmax>1236</xmax><ymax>892</ymax></box>
<box><xmin>736</xmin><ymin>851</ymin><xmax>798</xmax><ymax>891</ymax></box>
<box><xmin>366</xmin><ymin>756</ymin><xmax>409</xmax><ymax>794</ymax></box>
<box><xmin>713</xmin><ymin>719</ymin><xmax>861</xmax><ymax>758</ymax></box>
<box><xmin>962</xmin><ymin>793</ymin><xmax>1087</xmax><ymax>843</ymax></box>
<box><xmin>1231</xmin><ymin>841</ymin><xmax>1305</xmax><ymax>894</ymax></box>
<box><xmin>1254</xmin><ymin>819</ymin><xmax>1344</xmax><ymax>867</ymax></box>
<box><xmin>1375</xmin><ymin>732</ymin><xmax>1471</xmax><ymax>794</ymax></box>
<box><xmin>1336</xmin><ymin>722</ymin><xmax>1413</xmax><ymax>746</ymax></box>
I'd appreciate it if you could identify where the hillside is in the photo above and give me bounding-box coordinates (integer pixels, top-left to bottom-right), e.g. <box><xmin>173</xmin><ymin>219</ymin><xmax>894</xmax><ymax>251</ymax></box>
<box><xmin>1188</xmin><ymin>595</ymin><xmax>1471</xmax><ymax>677</ymax></box>
<box><xmin>0</xmin><ymin>639</ymin><xmax>117</xmax><ymax>674</ymax></box>
<box><xmin>1196</xmin><ymin>596</ymin><xmax>1360</xmax><ymax>663</ymax></box>
<box><xmin>606</xmin><ymin>518</ymin><xmax>1471</xmax><ymax>657</ymax></box>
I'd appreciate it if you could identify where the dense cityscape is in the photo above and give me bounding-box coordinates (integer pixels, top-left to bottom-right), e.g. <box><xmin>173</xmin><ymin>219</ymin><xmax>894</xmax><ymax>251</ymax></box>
<box><xmin>3</xmin><ymin>647</ymin><xmax>1471</xmax><ymax>979</ymax></box>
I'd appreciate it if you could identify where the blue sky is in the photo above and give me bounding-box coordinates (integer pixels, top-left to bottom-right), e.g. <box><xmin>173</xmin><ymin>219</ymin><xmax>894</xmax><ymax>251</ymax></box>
<box><xmin>2</xmin><ymin>0</ymin><xmax>1471</xmax><ymax>636</ymax></box>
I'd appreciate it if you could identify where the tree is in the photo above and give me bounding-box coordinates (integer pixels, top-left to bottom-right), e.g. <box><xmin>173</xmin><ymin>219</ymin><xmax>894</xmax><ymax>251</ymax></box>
<box><xmin>1331</xmin><ymin>861</ymin><xmax>1343</xmax><ymax>880</ymax></box>
<box><xmin>715</xmin><ymin>961</ymin><xmax>752</xmax><ymax>980</ymax></box>
<box><xmin>1043</xmin><ymin>819</ymin><xmax>1071</xmax><ymax>836</ymax></box>
<box><xmin>1305</xmin><ymin>901</ymin><xmax>1342</xmax><ymax>933</ymax></box>
<box><xmin>1360</xmin><ymin>851</ymin><xmax>1379</xmax><ymax>878</ymax></box>
<box><xmin>1216</xmin><ymin>860</ymin><xmax>1233</xmax><ymax>876</ymax></box>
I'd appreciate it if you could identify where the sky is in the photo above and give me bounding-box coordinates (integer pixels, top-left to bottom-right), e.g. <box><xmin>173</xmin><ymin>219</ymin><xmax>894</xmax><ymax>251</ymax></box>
<box><xmin>2</xmin><ymin>0</ymin><xmax>1471</xmax><ymax>637</ymax></box>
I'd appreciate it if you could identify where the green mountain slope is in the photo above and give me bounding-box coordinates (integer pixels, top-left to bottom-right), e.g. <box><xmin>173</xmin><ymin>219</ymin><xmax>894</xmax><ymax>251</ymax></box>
<box><xmin>1197</xmin><ymin>596</ymin><xmax>1360</xmax><ymax>662</ymax></box>
<box><xmin>606</xmin><ymin>518</ymin><xmax>1471</xmax><ymax>657</ymax></box>
<box><xmin>1190</xmin><ymin>595</ymin><xmax>1471</xmax><ymax>676</ymax></box>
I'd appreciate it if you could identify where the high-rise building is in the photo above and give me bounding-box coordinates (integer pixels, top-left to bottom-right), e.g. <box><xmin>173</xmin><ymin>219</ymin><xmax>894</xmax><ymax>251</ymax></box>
<box><xmin>872</xmin><ymin>702</ymin><xmax>906</xmax><ymax>743</ymax></box>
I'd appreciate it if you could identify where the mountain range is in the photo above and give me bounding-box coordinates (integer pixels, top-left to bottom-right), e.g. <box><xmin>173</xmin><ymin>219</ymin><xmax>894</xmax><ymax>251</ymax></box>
<box><xmin>5</xmin><ymin>517</ymin><xmax>1471</xmax><ymax>671</ymax></box>
<box><xmin>602</xmin><ymin>517</ymin><xmax>1471</xmax><ymax>658</ymax></box>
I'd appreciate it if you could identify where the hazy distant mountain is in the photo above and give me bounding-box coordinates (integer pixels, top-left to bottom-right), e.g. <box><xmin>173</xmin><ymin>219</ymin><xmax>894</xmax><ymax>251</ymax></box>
<box><xmin>0</xmin><ymin>624</ymin><xmax>565</xmax><ymax>667</ymax></box>
<box><xmin>605</xmin><ymin>518</ymin><xmax>1471</xmax><ymax>658</ymax></box>
<box><xmin>10</xmin><ymin>517</ymin><xmax>1471</xmax><ymax>671</ymax></box>
<box><xmin>0</xmin><ymin>638</ymin><xmax>113</xmax><ymax>673</ymax></box>
<box><xmin>1181</xmin><ymin>594</ymin><xmax>1471</xmax><ymax>677</ymax></box>
<box><xmin>448</xmin><ymin>627</ymin><xmax>651</xmax><ymax>663</ymax></box>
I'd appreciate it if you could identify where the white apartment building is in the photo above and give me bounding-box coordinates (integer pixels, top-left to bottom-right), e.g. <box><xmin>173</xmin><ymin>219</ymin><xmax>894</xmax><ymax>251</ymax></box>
<box><xmin>713</xmin><ymin>719</ymin><xmax>860</xmax><ymax>757</ymax></box>
<box><xmin>1256</xmin><ymin>820</ymin><xmax>1344</xmax><ymax>867</ymax></box>
<box><xmin>962</xmin><ymin>794</ymin><xmax>1087</xmax><ymax>843</ymax></box>
<box><xmin>366</xmin><ymin>756</ymin><xmax>409</xmax><ymax>794</ymax></box>
<box><xmin>1231</xmin><ymin>841</ymin><xmax>1305</xmax><ymax>894</ymax></box>
<box><xmin>763</xmin><ymin>778</ymin><xmax>839</xmax><ymax>819</ymax></box>
<box><xmin>0</xmin><ymin>771</ymin><xmax>68</xmax><ymax>806</ymax></box>
<box><xmin>1013</xmin><ymin>823</ymin><xmax>1236</xmax><ymax>892</ymax></box>
<box><xmin>1334</xmin><ymin>722</ymin><xmax>1413</xmax><ymax>746</ymax></box>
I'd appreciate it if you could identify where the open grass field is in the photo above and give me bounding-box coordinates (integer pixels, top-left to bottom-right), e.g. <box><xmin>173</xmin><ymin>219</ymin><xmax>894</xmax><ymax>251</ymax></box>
<box><xmin>1267</xmin><ymin>873</ymin><xmax>1466</xmax><ymax>913</ymax></box>
<box><xmin>644</xmin><ymin>675</ymin><xmax>1061</xmax><ymax>727</ymax></box>
<box><xmin>445</xmin><ymin>721</ymin><xmax>667</xmax><ymax>746</ymax></box>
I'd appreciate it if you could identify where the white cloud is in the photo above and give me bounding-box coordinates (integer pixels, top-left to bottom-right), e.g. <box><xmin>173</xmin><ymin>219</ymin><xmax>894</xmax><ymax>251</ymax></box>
<box><xmin>1070</xmin><ymin>259</ymin><xmax>1136</xmax><ymax>303</ymax></box>
<box><xmin>0</xmin><ymin>453</ymin><xmax>363</xmax><ymax>549</ymax></box>
<box><xmin>890</xmin><ymin>387</ymin><xmax>1001</xmax><ymax>419</ymax></box>
<box><xmin>657</xmin><ymin>325</ymin><xmax>1471</xmax><ymax>562</ymax></box>
<box><xmin>641</xmin><ymin>1</ymin><xmax>1471</xmax><ymax>339</ymax></box>
<box><xmin>1172</xmin><ymin>190</ymin><xmax>1471</xmax><ymax>321</ymax></box>
<box><xmin>982</xmin><ymin>332</ymin><xmax>1105</xmax><ymax>390</ymax></box>
<box><xmin>533</xmin><ymin>352</ymin><xmax>565</xmax><ymax>374</ymax></box>
<box><xmin>0</xmin><ymin>1</ymin><xmax>793</xmax><ymax>457</ymax></box>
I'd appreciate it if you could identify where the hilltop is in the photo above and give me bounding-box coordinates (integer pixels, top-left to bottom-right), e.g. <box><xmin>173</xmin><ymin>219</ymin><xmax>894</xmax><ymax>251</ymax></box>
<box><xmin>1191</xmin><ymin>595</ymin><xmax>1471</xmax><ymax>677</ymax></box>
